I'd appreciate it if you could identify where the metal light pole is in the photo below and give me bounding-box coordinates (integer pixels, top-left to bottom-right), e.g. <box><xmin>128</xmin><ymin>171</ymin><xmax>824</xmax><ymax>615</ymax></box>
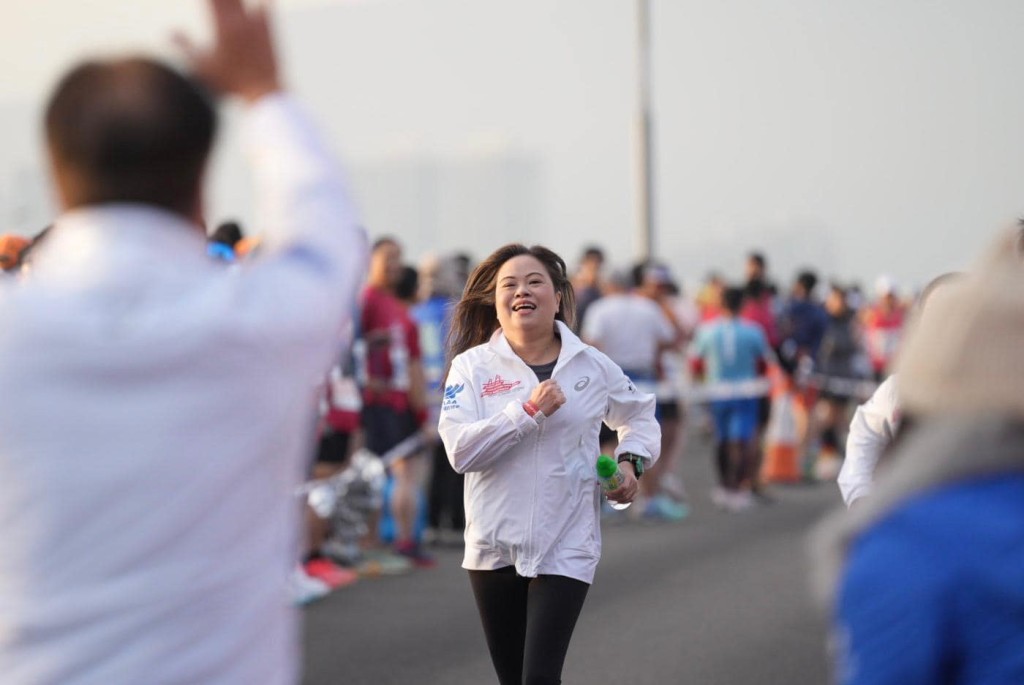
<box><xmin>634</xmin><ymin>0</ymin><xmax>656</xmax><ymax>263</ymax></box>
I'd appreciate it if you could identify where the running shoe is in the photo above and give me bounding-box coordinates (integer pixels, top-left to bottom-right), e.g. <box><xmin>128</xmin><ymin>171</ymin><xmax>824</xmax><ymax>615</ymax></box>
<box><xmin>660</xmin><ymin>473</ymin><xmax>689</xmax><ymax>502</ymax></box>
<box><xmin>357</xmin><ymin>548</ymin><xmax>414</xmax><ymax>577</ymax></box>
<box><xmin>304</xmin><ymin>557</ymin><xmax>358</xmax><ymax>590</ymax></box>
<box><xmin>814</xmin><ymin>451</ymin><xmax>842</xmax><ymax>481</ymax></box>
<box><xmin>395</xmin><ymin>541</ymin><xmax>438</xmax><ymax>569</ymax></box>
<box><xmin>657</xmin><ymin>494</ymin><xmax>690</xmax><ymax>520</ymax></box>
<box><xmin>726</xmin><ymin>490</ymin><xmax>755</xmax><ymax>513</ymax></box>
<box><xmin>710</xmin><ymin>486</ymin><xmax>731</xmax><ymax>510</ymax></box>
<box><xmin>642</xmin><ymin>494</ymin><xmax>690</xmax><ymax>522</ymax></box>
<box><xmin>289</xmin><ymin>566</ymin><xmax>331</xmax><ymax>606</ymax></box>
<box><xmin>321</xmin><ymin>538</ymin><xmax>361</xmax><ymax>568</ymax></box>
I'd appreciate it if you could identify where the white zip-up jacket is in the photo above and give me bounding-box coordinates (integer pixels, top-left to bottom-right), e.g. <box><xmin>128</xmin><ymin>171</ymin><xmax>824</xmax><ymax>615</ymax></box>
<box><xmin>439</xmin><ymin>321</ymin><xmax>660</xmax><ymax>584</ymax></box>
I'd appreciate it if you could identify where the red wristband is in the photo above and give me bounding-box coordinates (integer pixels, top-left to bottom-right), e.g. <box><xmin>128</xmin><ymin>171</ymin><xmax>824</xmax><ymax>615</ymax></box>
<box><xmin>523</xmin><ymin>401</ymin><xmax>540</xmax><ymax>418</ymax></box>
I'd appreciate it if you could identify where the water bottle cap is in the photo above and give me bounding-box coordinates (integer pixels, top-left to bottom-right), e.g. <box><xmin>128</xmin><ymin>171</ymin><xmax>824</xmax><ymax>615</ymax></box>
<box><xmin>595</xmin><ymin>454</ymin><xmax>618</xmax><ymax>478</ymax></box>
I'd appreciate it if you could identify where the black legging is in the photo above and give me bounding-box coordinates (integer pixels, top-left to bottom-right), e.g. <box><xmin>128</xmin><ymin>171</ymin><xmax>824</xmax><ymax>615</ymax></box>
<box><xmin>468</xmin><ymin>567</ymin><xmax>590</xmax><ymax>685</ymax></box>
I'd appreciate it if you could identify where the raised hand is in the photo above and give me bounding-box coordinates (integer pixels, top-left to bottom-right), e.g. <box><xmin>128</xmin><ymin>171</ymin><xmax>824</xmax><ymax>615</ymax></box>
<box><xmin>174</xmin><ymin>0</ymin><xmax>282</xmax><ymax>102</ymax></box>
<box><xmin>529</xmin><ymin>379</ymin><xmax>566</xmax><ymax>417</ymax></box>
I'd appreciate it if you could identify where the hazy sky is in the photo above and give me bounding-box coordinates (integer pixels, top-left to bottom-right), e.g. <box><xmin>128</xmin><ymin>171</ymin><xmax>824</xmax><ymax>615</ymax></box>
<box><xmin>3</xmin><ymin>0</ymin><xmax>1024</xmax><ymax>292</ymax></box>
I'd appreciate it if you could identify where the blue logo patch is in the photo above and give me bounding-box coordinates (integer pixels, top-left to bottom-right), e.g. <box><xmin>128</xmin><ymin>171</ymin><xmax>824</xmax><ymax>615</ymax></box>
<box><xmin>443</xmin><ymin>383</ymin><xmax>466</xmax><ymax>411</ymax></box>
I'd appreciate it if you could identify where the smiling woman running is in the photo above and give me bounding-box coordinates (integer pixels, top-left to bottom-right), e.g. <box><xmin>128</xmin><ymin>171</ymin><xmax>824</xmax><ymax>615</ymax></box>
<box><xmin>439</xmin><ymin>243</ymin><xmax>661</xmax><ymax>685</ymax></box>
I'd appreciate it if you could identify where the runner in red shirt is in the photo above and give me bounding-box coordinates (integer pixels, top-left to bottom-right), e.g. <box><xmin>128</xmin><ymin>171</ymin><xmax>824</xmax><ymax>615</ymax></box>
<box><xmin>358</xmin><ymin>237</ymin><xmax>434</xmax><ymax>568</ymax></box>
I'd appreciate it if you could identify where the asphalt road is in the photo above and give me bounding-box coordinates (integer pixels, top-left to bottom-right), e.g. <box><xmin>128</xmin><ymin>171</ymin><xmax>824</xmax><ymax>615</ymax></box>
<box><xmin>302</xmin><ymin>429</ymin><xmax>840</xmax><ymax>685</ymax></box>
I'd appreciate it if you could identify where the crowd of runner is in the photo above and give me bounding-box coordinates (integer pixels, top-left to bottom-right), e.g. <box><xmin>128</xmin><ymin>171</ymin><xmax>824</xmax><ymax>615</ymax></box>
<box><xmin>0</xmin><ymin>226</ymin><xmax>915</xmax><ymax>604</ymax></box>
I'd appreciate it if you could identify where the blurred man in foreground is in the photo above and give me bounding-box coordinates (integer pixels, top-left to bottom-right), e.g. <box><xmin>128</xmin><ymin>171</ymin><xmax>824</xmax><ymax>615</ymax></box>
<box><xmin>0</xmin><ymin>1</ymin><xmax>367</xmax><ymax>683</ymax></box>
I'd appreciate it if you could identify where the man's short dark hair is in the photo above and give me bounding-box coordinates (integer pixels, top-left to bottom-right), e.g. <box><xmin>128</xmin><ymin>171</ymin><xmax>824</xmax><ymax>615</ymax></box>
<box><xmin>582</xmin><ymin>246</ymin><xmax>604</xmax><ymax>262</ymax></box>
<box><xmin>395</xmin><ymin>264</ymin><xmax>419</xmax><ymax>302</ymax></box>
<box><xmin>210</xmin><ymin>221</ymin><xmax>243</xmax><ymax>247</ymax></box>
<box><xmin>630</xmin><ymin>261</ymin><xmax>648</xmax><ymax>288</ymax></box>
<box><xmin>796</xmin><ymin>270</ymin><xmax>819</xmax><ymax>294</ymax></box>
<box><xmin>45</xmin><ymin>58</ymin><xmax>216</xmax><ymax>217</ymax></box>
<box><xmin>748</xmin><ymin>252</ymin><xmax>766</xmax><ymax>269</ymax></box>
<box><xmin>372</xmin><ymin>236</ymin><xmax>399</xmax><ymax>252</ymax></box>
<box><xmin>723</xmin><ymin>286</ymin><xmax>745</xmax><ymax>314</ymax></box>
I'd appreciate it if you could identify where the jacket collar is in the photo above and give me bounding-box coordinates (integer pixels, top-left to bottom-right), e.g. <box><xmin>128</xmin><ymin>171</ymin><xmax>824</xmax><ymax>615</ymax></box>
<box><xmin>488</xmin><ymin>320</ymin><xmax>588</xmax><ymax>372</ymax></box>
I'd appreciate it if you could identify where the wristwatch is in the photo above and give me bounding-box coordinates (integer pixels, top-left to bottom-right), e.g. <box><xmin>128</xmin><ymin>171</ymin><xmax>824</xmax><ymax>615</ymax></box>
<box><xmin>617</xmin><ymin>452</ymin><xmax>645</xmax><ymax>479</ymax></box>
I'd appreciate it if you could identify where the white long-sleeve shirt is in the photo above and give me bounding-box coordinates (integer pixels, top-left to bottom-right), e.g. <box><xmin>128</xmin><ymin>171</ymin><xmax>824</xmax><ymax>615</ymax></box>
<box><xmin>439</xmin><ymin>322</ymin><xmax>661</xmax><ymax>584</ymax></box>
<box><xmin>0</xmin><ymin>94</ymin><xmax>366</xmax><ymax>685</ymax></box>
<box><xmin>838</xmin><ymin>375</ymin><xmax>901</xmax><ymax>507</ymax></box>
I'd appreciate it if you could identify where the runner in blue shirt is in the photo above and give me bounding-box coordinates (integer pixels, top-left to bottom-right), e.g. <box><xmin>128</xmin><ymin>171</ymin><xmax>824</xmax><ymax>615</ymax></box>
<box><xmin>692</xmin><ymin>286</ymin><xmax>773</xmax><ymax>511</ymax></box>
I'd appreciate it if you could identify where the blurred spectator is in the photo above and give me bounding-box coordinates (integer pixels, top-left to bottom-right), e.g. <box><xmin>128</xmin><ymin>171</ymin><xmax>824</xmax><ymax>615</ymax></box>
<box><xmin>696</xmin><ymin>271</ymin><xmax>725</xmax><ymax>321</ymax></box>
<box><xmin>395</xmin><ymin>264</ymin><xmax>419</xmax><ymax>305</ymax></box>
<box><xmin>654</xmin><ymin>276</ymin><xmax>699</xmax><ymax>506</ymax></box>
<box><xmin>451</xmin><ymin>251</ymin><xmax>474</xmax><ymax>290</ymax></box>
<box><xmin>845</xmin><ymin>283</ymin><xmax>865</xmax><ymax>312</ymax></box>
<box><xmin>358</xmin><ymin>237</ymin><xmax>434</xmax><ymax>568</ymax></box>
<box><xmin>0</xmin><ymin>2</ymin><xmax>368</xmax><ymax>681</ymax></box>
<box><xmin>234</xmin><ymin>235</ymin><xmax>261</xmax><ymax>259</ymax></box>
<box><xmin>210</xmin><ymin>219</ymin><xmax>243</xmax><ymax>248</ymax></box>
<box><xmin>739</xmin><ymin>281</ymin><xmax>781</xmax><ymax>499</ymax></box>
<box><xmin>582</xmin><ymin>268</ymin><xmax>684</xmax><ymax>520</ymax></box>
<box><xmin>745</xmin><ymin>250</ymin><xmax>770</xmax><ymax>287</ymax></box>
<box><xmin>638</xmin><ymin>263</ymin><xmax>693</xmax><ymax>518</ymax></box>
<box><xmin>779</xmin><ymin>270</ymin><xmax>828</xmax><ymax>374</ymax></box>
<box><xmin>741</xmin><ymin>278</ymin><xmax>781</xmax><ymax>348</ymax></box>
<box><xmin>815</xmin><ymin>231</ymin><xmax>1024</xmax><ymax>684</ymax></box>
<box><xmin>583</xmin><ymin>269</ymin><xmax>672</xmax><ymax>394</ymax></box>
<box><xmin>808</xmin><ymin>284</ymin><xmax>865</xmax><ymax>480</ymax></box>
<box><xmin>861</xmin><ymin>275</ymin><xmax>906</xmax><ymax>380</ymax></box>
<box><xmin>691</xmin><ymin>286</ymin><xmax>774</xmax><ymax>512</ymax></box>
<box><xmin>413</xmin><ymin>254</ymin><xmax>465</xmax><ymax>545</ymax></box>
<box><xmin>207</xmin><ymin>219</ymin><xmax>244</xmax><ymax>262</ymax></box>
<box><xmin>572</xmin><ymin>245</ymin><xmax>605</xmax><ymax>331</ymax></box>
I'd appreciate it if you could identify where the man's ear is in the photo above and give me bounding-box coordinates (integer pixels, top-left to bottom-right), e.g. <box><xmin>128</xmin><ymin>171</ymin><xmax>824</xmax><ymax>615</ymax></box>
<box><xmin>190</xmin><ymin>170</ymin><xmax>209</xmax><ymax>232</ymax></box>
<box><xmin>47</xmin><ymin>155</ymin><xmax>74</xmax><ymax>212</ymax></box>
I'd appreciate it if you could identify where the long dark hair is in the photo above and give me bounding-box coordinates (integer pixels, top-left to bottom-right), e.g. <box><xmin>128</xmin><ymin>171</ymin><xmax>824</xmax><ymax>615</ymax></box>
<box><xmin>444</xmin><ymin>244</ymin><xmax>576</xmax><ymax>379</ymax></box>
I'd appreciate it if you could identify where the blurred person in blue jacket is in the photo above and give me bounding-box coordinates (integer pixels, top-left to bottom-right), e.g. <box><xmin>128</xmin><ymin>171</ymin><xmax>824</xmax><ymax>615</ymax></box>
<box><xmin>779</xmin><ymin>269</ymin><xmax>828</xmax><ymax>374</ymax></box>
<box><xmin>813</xmin><ymin>231</ymin><xmax>1024</xmax><ymax>685</ymax></box>
<box><xmin>413</xmin><ymin>254</ymin><xmax>466</xmax><ymax>544</ymax></box>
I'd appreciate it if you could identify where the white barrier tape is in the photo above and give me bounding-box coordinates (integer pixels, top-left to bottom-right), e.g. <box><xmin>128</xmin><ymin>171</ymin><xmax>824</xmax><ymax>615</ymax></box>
<box><xmin>680</xmin><ymin>374</ymin><xmax>879</xmax><ymax>404</ymax></box>
<box><xmin>804</xmin><ymin>374</ymin><xmax>879</xmax><ymax>400</ymax></box>
<box><xmin>681</xmin><ymin>378</ymin><xmax>772</xmax><ymax>403</ymax></box>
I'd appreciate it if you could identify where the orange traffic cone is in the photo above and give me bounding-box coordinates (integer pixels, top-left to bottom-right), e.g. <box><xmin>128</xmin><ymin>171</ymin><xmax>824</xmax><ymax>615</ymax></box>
<box><xmin>762</xmin><ymin>373</ymin><xmax>803</xmax><ymax>483</ymax></box>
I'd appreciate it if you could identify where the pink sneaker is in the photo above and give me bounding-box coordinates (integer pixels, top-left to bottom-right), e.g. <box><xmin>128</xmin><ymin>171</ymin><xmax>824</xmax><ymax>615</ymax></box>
<box><xmin>304</xmin><ymin>557</ymin><xmax>359</xmax><ymax>589</ymax></box>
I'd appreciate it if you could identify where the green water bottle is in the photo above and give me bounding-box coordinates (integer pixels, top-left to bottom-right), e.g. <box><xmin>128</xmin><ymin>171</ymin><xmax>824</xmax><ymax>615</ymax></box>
<box><xmin>596</xmin><ymin>454</ymin><xmax>631</xmax><ymax>510</ymax></box>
